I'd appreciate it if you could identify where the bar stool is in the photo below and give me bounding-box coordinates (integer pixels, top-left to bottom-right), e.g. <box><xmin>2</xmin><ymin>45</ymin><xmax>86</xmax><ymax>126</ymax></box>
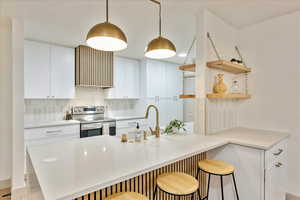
<box><xmin>153</xmin><ymin>172</ymin><xmax>201</xmax><ymax>200</ymax></box>
<box><xmin>104</xmin><ymin>192</ymin><xmax>149</xmax><ymax>200</ymax></box>
<box><xmin>196</xmin><ymin>160</ymin><xmax>239</xmax><ymax>200</ymax></box>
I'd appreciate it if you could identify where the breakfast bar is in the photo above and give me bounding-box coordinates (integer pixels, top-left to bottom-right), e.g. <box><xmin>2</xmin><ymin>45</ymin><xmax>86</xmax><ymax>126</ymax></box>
<box><xmin>26</xmin><ymin>134</ymin><xmax>228</xmax><ymax>200</ymax></box>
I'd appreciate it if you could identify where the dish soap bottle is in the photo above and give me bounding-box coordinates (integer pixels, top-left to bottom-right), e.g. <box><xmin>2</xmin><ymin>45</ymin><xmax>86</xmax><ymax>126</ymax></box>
<box><xmin>135</xmin><ymin>123</ymin><xmax>142</xmax><ymax>142</ymax></box>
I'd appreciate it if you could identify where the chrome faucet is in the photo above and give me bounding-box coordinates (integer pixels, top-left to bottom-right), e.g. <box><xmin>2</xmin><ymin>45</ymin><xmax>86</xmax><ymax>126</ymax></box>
<box><xmin>145</xmin><ymin>105</ymin><xmax>160</xmax><ymax>138</ymax></box>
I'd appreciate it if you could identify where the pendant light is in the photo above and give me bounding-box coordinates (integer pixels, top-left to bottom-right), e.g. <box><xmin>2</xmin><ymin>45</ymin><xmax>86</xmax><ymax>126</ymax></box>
<box><xmin>145</xmin><ymin>0</ymin><xmax>176</xmax><ymax>59</ymax></box>
<box><xmin>86</xmin><ymin>0</ymin><xmax>128</xmax><ymax>51</ymax></box>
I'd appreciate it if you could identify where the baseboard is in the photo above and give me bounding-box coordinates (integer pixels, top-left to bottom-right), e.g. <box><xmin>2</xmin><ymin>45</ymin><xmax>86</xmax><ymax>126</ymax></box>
<box><xmin>0</xmin><ymin>179</ymin><xmax>11</xmax><ymax>190</ymax></box>
<box><xmin>287</xmin><ymin>193</ymin><xmax>300</xmax><ymax>200</ymax></box>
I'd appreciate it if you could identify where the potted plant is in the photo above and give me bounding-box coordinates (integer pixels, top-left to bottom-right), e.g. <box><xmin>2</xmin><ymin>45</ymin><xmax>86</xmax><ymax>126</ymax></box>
<box><xmin>164</xmin><ymin>120</ymin><xmax>186</xmax><ymax>135</ymax></box>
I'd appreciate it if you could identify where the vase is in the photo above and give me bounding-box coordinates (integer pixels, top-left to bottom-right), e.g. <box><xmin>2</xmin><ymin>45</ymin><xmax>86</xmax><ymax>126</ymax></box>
<box><xmin>213</xmin><ymin>74</ymin><xmax>227</xmax><ymax>94</ymax></box>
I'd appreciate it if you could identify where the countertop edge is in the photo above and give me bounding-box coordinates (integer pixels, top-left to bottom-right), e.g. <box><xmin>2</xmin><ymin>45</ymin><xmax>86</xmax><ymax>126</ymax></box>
<box><xmin>24</xmin><ymin>120</ymin><xmax>80</xmax><ymax>129</ymax></box>
<box><xmin>114</xmin><ymin>116</ymin><xmax>145</xmax><ymax>121</ymax></box>
<box><xmin>211</xmin><ymin>127</ymin><xmax>290</xmax><ymax>150</ymax></box>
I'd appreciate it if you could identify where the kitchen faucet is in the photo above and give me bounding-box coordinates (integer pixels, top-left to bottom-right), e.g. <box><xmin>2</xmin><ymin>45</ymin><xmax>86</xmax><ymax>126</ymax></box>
<box><xmin>145</xmin><ymin>105</ymin><xmax>160</xmax><ymax>138</ymax></box>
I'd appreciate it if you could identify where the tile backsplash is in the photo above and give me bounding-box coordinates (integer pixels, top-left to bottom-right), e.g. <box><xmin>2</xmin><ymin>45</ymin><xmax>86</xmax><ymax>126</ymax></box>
<box><xmin>24</xmin><ymin>88</ymin><xmax>140</xmax><ymax>123</ymax></box>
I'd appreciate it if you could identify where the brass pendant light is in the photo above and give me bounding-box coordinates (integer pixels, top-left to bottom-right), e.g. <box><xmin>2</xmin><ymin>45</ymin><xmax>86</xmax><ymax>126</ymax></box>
<box><xmin>86</xmin><ymin>0</ymin><xmax>128</xmax><ymax>51</ymax></box>
<box><xmin>145</xmin><ymin>0</ymin><xmax>176</xmax><ymax>59</ymax></box>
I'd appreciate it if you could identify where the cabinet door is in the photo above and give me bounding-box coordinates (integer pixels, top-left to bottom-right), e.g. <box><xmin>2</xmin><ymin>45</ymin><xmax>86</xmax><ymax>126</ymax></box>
<box><xmin>126</xmin><ymin>58</ymin><xmax>140</xmax><ymax>99</ymax></box>
<box><xmin>166</xmin><ymin>62</ymin><xmax>182</xmax><ymax>97</ymax></box>
<box><xmin>50</xmin><ymin>45</ymin><xmax>75</xmax><ymax>99</ymax></box>
<box><xmin>265</xmin><ymin>141</ymin><xmax>287</xmax><ymax>200</ymax></box>
<box><xmin>24</xmin><ymin>40</ymin><xmax>51</xmax><ymax>99</ymax></box>
<box><xmin>265</xmin><ymin>165</ymin><xmax>285</xmax><ymax>200</ymax></box>
<box><xmin>106</xmin><ymin>57</ymin><xmax>140</xmax><ymax>99</ymax></box>
<box><xmin>146</xmin><ymin>60</ymin><xmax>166</xmax><ymax>98</ymax></box>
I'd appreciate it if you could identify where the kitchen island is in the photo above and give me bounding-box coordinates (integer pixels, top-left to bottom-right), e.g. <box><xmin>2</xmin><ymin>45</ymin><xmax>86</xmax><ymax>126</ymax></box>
<box><xmin>26</xmin><ymin>128</ymin><xmax>289</xmax><ymax>200</ymax></box>
<box><xmin>26</xmin><ymin>134</ymin><xmax>228</xmax><ymax>200</ymax></box>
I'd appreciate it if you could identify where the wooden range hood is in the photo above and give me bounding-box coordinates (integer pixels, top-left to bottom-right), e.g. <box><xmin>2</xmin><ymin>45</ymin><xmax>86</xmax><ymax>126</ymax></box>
<box><xmin>75</xmin><ymin>45</ymin><xmax>113</xmax><ymax>88</ymax></box>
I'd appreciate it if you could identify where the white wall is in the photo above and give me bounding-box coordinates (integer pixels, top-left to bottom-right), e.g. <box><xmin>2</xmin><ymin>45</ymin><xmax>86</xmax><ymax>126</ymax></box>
<box><xmin>0</xmin><ymin>17</ymin><xmax>13</xmax><ymax>185</ymax></box>
<box><xmin>183</xmin><ymin>76</ymin><xmax>195</xmax><ymax>122</ymax></box>
<box><xmin>238</xmin><ymin>11</ymin><xmax>300</xmax><ymax>196</ymax></box>
<box><xmin>201</xmin><ymin>10</ymin><xmax>242</xmax><ymax>134</ymax></box>
<box><xmin>11</xmin><ymin>18</ymin><xmax>25</xmax><ymax>190</ymax></box>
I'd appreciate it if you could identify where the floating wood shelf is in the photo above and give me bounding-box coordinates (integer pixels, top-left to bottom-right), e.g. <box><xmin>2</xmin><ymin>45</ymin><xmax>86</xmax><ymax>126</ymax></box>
<box><xmin>207</xmin><ymin>93</ymin><xmax>251</xmax><ymax>99</ymax></box>
<box><xmin>179</xmin><ymin>64</ymin><xmax>195</xmax><ymax>72</ymax></box>
<box><xmin>179</xmin><ymin>94</ymin><xmax>196</xmax><ymax>99</ymax></box>
<box><xmin>207</xmin><ymin>60</ymin><xmax>251</xmax><ymax>74</ymax></box>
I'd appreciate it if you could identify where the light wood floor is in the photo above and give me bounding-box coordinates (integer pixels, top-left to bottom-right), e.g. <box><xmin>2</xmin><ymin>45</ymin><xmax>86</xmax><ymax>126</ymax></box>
<box><xmin>0</xmin><ymin>188</ymin><xmax>11</xmax><ymax>200</ymax></box>
<box><xmin>287</xmin><ymin>194</ymin><xmax>300</xmax><ymax>200</ymax></box>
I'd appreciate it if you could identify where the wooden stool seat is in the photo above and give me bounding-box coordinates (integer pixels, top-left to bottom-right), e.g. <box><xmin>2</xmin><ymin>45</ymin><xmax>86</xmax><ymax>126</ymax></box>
<box><xmin>198</xmin><ymin>160</ymin><xmax>235</xmax><ymax>175</ymax></box>
<box><xmin>156</xmin><ymin>172</ymin><xmax>199</xmax><ymax>195</ymax></box>
<box><xmin>104</xmin><ymin>192</ymin><xmax>149</xmax><ymax>200</ymax></box>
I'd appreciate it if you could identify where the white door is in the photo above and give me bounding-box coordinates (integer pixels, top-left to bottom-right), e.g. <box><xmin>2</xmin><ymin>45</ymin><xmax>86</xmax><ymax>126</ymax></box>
<box><xmin>50</xmin><ymin>45</ymin><xmax>75</xmax><ymax>99</ymax></box>
<box><xmin>24</xmin><ymin>40</ymin><xmax>51</xmax><ymax>99</ymax></box>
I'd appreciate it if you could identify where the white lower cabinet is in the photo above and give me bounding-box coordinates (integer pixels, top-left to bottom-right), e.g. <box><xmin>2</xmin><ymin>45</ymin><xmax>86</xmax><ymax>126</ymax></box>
<box><xmin>25</xmin><ymin>124</ymin><xmax>80</xmax><ymax>146</ymax></box>
<box><xmin>207</xmin><ymin>139</ymin><xmax>287</xmax><ymax>200</ymax></box>
<box><xmin>24</xmin><ymin>124</ymin><xmax>80</xmax><ymax>173</ymax></box>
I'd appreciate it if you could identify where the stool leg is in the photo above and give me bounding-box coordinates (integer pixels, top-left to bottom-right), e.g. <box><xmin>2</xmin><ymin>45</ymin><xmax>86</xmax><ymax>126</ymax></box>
<box><xmin>153</xmin><ymin>185</ymin><xmax>158</xmax><ymax>200</ymax></box>
<box><xmin>220</xmin><ymin>176</ymin><xmax>224</xmax><ymax>200</ymax></box>
<box><xmin>197</xmin><ymin>189</ymin><xmax>202</xmax><ymax>200</ymax></box>
<box><xmin>206</xmin><ymin>174</ymin><xmax>211</xmax><ymax>200</ymax></box>
<box><xmin>196</xmin><ymin>169</ymin><xmax>203</xmax><ymax>200</ymax></box>
<box><xmin>232</xmin><ymin>173</ymin><xmax>240</xmax><ymax>200</ymax></box>
<box><xmin>191</xmin><ymin>193</ymin><xmax>194</xmax><ymax>200</ymax></box>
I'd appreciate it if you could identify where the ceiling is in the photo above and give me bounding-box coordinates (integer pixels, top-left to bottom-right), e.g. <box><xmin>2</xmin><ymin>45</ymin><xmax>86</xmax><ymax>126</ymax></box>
<box><xmin>3</xmin><ymin>0</ymin><xmax>300</xmax><ymax>63</ymax></box>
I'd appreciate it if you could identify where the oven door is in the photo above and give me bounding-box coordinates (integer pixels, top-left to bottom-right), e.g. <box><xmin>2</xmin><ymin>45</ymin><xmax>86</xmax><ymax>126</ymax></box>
<box><xmin>80</xmin><ymin>123</ymin><xmax>103</xmax><ymax>138</ymax></box>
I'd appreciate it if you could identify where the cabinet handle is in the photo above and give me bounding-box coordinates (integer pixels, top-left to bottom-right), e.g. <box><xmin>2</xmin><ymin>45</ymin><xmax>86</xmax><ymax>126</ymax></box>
<box><xmin>273</xmin><ymin>149</ymin><xmax>283</xmax><ymax>156</ymax></box>
<box><xmin>46</xmin><ymin>130</ymin><xmax>62</xmax><ymax>134</ymax></box>
<box><xmin>275</xmin><ymin>162</ymin><xmax>283</xmax><ymax>168</ymax></box>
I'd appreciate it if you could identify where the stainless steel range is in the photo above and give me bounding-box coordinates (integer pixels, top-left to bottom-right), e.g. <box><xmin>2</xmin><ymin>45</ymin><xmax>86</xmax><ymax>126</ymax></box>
<box><xmin>72</xmin><ymin>106</ymin><xmax>116</xmax><ymax>138</ymax></box>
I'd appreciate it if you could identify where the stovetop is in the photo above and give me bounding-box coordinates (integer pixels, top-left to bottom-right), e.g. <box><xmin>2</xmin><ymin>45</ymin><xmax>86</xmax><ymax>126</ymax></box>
<box><xmin>75</xmin><ymin>117</ymin><xmax>116</xmax><ymax>124</ymax></box>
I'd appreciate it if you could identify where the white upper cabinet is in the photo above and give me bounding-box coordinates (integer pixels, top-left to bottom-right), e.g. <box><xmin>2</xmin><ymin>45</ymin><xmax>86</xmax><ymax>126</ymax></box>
<box><xmin>146</xmin><ymin>59</ymin><xmax>167</xmax><ymax>98</ymax></box>
<box><xmin>24</xmin><ymin>40</ymin><xmax>51</xmax><ymax>99</ymax></box>
<box><xmin>142</xmin><ymin>59</ymin><xmax>182</xmax><ymax>98</ymax></box>
<box><xmin>165</xmin><ymin>62</ymin><xmax>183</xmax><ymax>98</ymax></box>
<box><xmin>50</xmin><ymin>45</ymin><xmax>75</xmax><ymax>99</ymax></box>
<box><xmin>105</xmin><ymin>57</ymin><xmax>140</xmax><ymax>99</ymax></box>
<box><xmin>24</xmin><ymin>40</ymin><xmax>75</xmax><ymax>99</ymax></box>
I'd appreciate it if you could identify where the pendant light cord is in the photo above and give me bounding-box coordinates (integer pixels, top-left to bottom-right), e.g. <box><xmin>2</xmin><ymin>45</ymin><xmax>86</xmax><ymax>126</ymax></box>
<box><xmin>149</xmin><ymin>0</ymin><xmax>162</xmax><ymax>37</ymax></box>
<box><xmin>106</xmin><ymin>0</ymin><xmax>109</xmax><ymax>22</ymax></box>
<box><xmin>159</xmin><ymin>3</ymin><xmax>162</xmax><ymax>36</ymax></box>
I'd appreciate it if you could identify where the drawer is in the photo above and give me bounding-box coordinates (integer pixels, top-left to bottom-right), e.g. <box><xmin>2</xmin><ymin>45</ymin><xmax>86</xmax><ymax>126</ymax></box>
<box><xmin>25</xmin><ymin>124</ymin><xmax>80</xmax><ymax>141</ymax></box>
<box><xmin>265</xmin><ymin>139</ymin><xmax>287</xmax><ymax>169</ymax></box>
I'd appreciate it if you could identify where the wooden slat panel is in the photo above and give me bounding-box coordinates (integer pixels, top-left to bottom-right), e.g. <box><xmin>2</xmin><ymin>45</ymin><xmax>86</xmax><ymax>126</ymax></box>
<box><xmin>75</xmin><ymin>45</ymin><xmax>113</xmax><ymax>88</ymax></box>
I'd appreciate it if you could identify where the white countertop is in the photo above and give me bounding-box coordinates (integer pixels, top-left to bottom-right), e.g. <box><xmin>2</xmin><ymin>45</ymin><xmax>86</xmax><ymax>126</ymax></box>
<box><xmin>27</xmin><ymin>134</ymin><xmax>228</xmax><ymax>200</ymax></box>
<box><xmin>210</xmin><ymin>127</ymin><xmax>290</xmax><ymax>150</ymax></box>
<box><xmin>24</xmin><ymin>120</ymin><xmax>80</xmax><ymax>129</ymax></box>
<box><xmin>112</xmin><ymin>116</ymin><xmax>145</xmax><ymax>121</ymax></box>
